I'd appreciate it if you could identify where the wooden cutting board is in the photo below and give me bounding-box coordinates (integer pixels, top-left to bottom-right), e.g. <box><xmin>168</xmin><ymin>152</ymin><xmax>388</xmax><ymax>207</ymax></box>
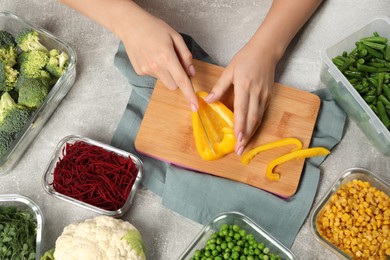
<box><xmin>135</xmin><ymin>59</ymin><xmax>321</xmax><ymax>197</ymax></box>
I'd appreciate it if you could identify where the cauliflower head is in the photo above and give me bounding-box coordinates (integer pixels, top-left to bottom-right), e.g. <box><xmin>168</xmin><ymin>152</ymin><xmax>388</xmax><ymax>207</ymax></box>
<box><xmin>53</xmin><ymin>215</ymin><xmax>146</xmax><ymax>260</ymax></box>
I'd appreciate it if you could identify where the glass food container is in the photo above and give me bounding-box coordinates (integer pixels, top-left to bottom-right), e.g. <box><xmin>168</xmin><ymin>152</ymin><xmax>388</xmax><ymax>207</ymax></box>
<box><xmin>42</xmin><ymin>135</ymin><xmax>143</xmax><ymax>218</ymax></box>
<box><xmin>0</xmin><ymin>194</ymin><xmax>44</xmax><ymax>260</ymax></box>
<box><xmin>179</xmin><ymin>211</ymin><xmax>297</xmax><ymax>260</ymax></box>
<box><xmin>0</xmin><ymin>11</ymin><xmax>77</xmax><ymax>175</ymax></box>
<box><xmin>320</xmin><ymin>16</ymin><xmax>390</xmax><ymax>155</ymax></box>
<box><xmin>310</xmin><ymin>167</ymin><xmax>390</xmax><ymax>259</ymax></box>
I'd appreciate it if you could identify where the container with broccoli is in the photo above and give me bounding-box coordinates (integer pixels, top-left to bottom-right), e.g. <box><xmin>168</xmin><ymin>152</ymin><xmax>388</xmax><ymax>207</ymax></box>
<box><xmin>0</xmin><ymin>27</ymin><xmax>70</xmax><ymax>158</ymax></box>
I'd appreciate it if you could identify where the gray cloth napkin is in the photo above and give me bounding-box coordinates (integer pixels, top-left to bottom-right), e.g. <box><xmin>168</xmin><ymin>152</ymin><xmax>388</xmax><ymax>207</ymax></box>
<box><xmin>111</xmin><ymin>34</ymin><xmax>346</xmax><ymax>248</ymax></box>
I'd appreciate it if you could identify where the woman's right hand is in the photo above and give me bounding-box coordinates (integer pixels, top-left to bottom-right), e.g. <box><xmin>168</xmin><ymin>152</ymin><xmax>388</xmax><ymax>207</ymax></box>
<box><xmin>114</xmin><ymin>3</ymin><xmax>199</xmax><ymax>111</ymax></box>
<box><xmin>59</xmin><ymin>0</ymin><xmax>199</xmax><ymax>111</ymax></box>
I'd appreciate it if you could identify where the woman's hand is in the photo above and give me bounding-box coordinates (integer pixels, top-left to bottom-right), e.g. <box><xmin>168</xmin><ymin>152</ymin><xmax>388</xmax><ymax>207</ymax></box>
<box><xmin>117</xmin><ymin>8</ymin><xmax>199</xmax><ymax>111</ymax></box>
<box><xmin>205</xmin><ymin>40</ymin><xmax>277</xmax><ymax>156</ymax></box>
<box><xmin>59</xmin><ymin>0</ymin><xmax>199</xmax><ymax>111</ymax></box>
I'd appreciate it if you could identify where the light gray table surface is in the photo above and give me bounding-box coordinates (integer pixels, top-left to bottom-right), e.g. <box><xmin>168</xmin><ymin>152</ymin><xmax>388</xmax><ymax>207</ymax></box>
<box><xmin>1</xmin><ymin>1</ymin><xmax>390</xmax><ymax>259</ymax></box>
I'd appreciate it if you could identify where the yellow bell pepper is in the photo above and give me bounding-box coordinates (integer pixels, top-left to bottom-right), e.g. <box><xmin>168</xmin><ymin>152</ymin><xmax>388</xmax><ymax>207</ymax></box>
<box><xmin>266</xmin><ymin>147</ymin><xmax>330</xmax><ymax>181</ymax></box>
<box><xmin>192</xmin><ymin>91</ymin><xmax>236</xmax><ymax>160</ymax></box>
<box><xmin>240</xmin><ymin>137</ymin><xmax>303</xmax><ymax>165</ymax></box>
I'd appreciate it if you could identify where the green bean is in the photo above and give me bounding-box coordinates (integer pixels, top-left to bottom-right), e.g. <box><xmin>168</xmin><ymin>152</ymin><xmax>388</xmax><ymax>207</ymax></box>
<box><xmin>362</xmin><ymin>44</ymin><xmax>384</xmax><ymax>59</ymax></box>
<box><xmin>383</xmin><ymin>84</ymin><xmax>390</xmax><ymax>100</ymax></box>
<box><xmin>332</xmin><ymin>57</ymin><xmax>345</xmax><ymax>67</ymax></box>
<box><xmin>368</xmin><ymin>77</ymin><xmax>379</xmax><ymax>89</ymax></box>
<box><xmin>377</xmin><ymin>101</ymin><xmax>390</xmax><ymax>128</ymax></box>
<box><xmin>362</xmin><ymin>40</ymin><xmax>387</xmax><ymax>51</ymax></box>
<box><xmin>370</xmin><ymin>104</ymin><xmax>379</xmax><ymax>115</ymax></box>
<box><xmin>377</xmin><ymin>67</ymin><xmax>390</xmax><ymax>72</ymax></box>
<box><xmin>379</xmin><ymin>95</ymin><xmax>390</xmax><ymax>107</ymax></box>
<box><xmin>365</xmin><ymin>88</ymin><xmax>376</xmax><ymax>96</ymax></box>
<box><xmin>344</xmin><ymin>70</ymin><xmax>363</xmax><ymax>78</ymax></box>
<box><xmin>349</xmin><ymin>78</ymin><xmax>360</xmax><ymax>84</ymax></box>
<box><xmin>378</xmin><ymin>73</ymin><xmax>385</xmax><ymax>95</ymax></box>
<box><xmin>357</xmin><ymin>64</ymin><xmax>378</xmax><ymax>73</ymax></box>
<box><xmin>386</xmin><ymin>45</ymin><xmax>390</xmax><ymax>61</ymax></box>
<box><xmin>361</xmin><ymin>36</ymin><xmax>388</xmax><ymax>44</ymax></box>
<box><xmin>364</xmin><ymin>95</ymin><xmax>376</xmax><ymax>103</ymax></box>
<box><xmin>368</xmin><ymin>62</ymin><xmax>385</xmax><ymax>68</ymax></box>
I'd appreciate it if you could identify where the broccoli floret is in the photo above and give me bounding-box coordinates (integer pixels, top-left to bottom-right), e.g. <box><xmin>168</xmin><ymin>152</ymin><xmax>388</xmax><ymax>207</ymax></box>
<box><xmin>0</xmin><ymin>60</ymin><xmax>18</xmax><ymax>91</ymax></box>
<box><xmin>0</xmin><ymin>92</ymin><xmax>32</xmax><ymax>134</ymax></box>
<box><xmin>18</xmin><ymin>50</ymin><xmax>49</xmax><ymax>78</ymax></box>
<box><xmin>0</xmin><ymin>30</ymin><xmax>16</xmax><ymax>48</ymax></box>
<box><xmin>0</xmin><ymin>30</ymin><xmax>17</xmax><ymax>67</ymax></box>
<box><xmin>16</xmin><ymin>77</ymin><xmax>50</xmax><ymax>108</ymax></box>
<box><xmin>0</xmin><ymin>130</ymin><xmax>15</xmax><ymax>157</ymax></box>
<box><xmin>15</xmin><ymin>28</ymin><xmax>48</xmax><ymax>52</ymax></box>
<box><xmin>46</xmin><ymin>49</ymin><xmax>69</xmax><ymax>78</ymax></box>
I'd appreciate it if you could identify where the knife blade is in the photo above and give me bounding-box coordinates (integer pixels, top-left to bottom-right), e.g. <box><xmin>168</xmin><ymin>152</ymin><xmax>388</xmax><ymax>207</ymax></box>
<box><xmin>190</xmin><ymin>78</ymin><xmax>216</xmax><ymax>156</ymax></box>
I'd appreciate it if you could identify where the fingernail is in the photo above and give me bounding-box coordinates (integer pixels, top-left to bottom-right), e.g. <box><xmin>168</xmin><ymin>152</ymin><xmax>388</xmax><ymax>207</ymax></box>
<box><xmin>190</xmin><ymin>103</ymin><xmax>198</xmax><ymax>112</ymax></box>
<box><xmin>237</xmin><ymin>132</ymin><xmax>243</xmax><ymax>142</ymax></box>
<box><xmin>237</xmin><ymin>146</ymin><xmax>244</xmax><ymax>156</ymax></box>
<box><xmin>204</xmin><ymin>92</ymin><xmax>214</xmax><ymax>102</ymax></box>
<box><xmin>189</xmin><ymin>65</ymin><xmax>196</xmax><ymax>76</ymax></box>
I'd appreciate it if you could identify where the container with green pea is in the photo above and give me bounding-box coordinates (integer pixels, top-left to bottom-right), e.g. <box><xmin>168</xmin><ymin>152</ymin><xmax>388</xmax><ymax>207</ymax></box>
<box><xmin>321</xmin><ymin>15</ymin><xmax>390</xmax><ymax>155</ymax></box>
<box><xmin>178</xmin><ymin>211</ymin><xmax>296</xmax><ymax>260</ymax></box>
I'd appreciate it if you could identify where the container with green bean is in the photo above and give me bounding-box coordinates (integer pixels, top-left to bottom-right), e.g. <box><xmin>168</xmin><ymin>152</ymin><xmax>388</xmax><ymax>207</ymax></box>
<box><xmin>332</xmin><ymin>32</ymin><xmax>390</xmax><ymax>128</ymax></box>
<box><xmin>321</xmin><ymin>16</ymin><xmax>390</xmax><ymax>155</ymax></box>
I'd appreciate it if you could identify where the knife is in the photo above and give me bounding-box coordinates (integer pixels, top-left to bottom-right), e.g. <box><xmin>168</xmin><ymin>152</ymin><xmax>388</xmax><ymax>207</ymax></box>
<box><xmin>190</xmin><ymin>78</ymin><xmax>216</xmax><ymax>156</ymax></box>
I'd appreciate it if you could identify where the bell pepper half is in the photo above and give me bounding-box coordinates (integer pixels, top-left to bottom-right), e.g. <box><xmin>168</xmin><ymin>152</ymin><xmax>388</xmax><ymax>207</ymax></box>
<box><xmin>192</xmin><ymin>91</ymin><xmax>236</xmax><ymax>160</ymax></box>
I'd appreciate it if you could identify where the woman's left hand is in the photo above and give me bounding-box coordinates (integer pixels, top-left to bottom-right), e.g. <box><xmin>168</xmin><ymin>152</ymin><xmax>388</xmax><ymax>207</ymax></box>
<box><xmin>205</xmin><ymin>40</ymin><xmax>278</xmax><ymax>156</ymax></box>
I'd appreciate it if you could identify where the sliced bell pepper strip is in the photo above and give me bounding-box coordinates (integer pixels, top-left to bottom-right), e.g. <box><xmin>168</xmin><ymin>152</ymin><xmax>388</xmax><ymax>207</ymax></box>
<box><xmin>192</xmin><ymin>91</ymin><xmax>236</xmax><ymax>160</ymax></box>
<box><xmin>240</xmin><ymin>137</ymin><xmax>303</xmax><ymax>165</ymax></box>
<box><xmin>266</xmin><ymin>147</ymin><xmax>330</xmax><ymax>181</ymax></box>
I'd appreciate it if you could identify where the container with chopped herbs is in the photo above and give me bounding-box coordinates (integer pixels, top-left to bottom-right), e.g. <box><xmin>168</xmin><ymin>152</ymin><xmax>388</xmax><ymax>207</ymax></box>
<box><xmin>0</xmin><ymin>194</ymin><xmax>43</xmax><ymax>260</ymax></box>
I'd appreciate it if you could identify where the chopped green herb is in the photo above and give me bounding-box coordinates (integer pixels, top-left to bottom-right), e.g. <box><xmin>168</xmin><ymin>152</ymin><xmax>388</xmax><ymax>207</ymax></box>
<box><xmin>0</xmin><ymin>206</ymin><xmax>37</xmax><ymax>260</ymax></box>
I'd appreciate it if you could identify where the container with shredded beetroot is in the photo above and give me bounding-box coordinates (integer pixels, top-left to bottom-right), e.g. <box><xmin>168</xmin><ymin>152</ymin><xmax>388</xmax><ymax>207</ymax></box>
<box><xmin>42</xmin><ymin>135</ymin><xmax>143</xmax><ymax>217</ymax></box>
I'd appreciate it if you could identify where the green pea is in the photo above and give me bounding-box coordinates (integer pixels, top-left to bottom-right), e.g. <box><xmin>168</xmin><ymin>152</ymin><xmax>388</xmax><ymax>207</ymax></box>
<box><xmin>233</xmin><ymin>224</ymin><xmax>240</xmax><ymax>232</ymax></box>
<box><xmin>239</xmin><ymin>229</ymin><xmax>247</xmax><ymax>237</ymax></box>
<box><xmin>257</xmin><ymin>242</ymin><xmax>265</xmax><ymax>250</ymax></box>
<box><xmin>231</xmin><ymin>251</ymin><xmax>240</xmax><ymax>259</ymax></box>
<box><xmin>237</xmin><ymin>240</ymin><xmax>244</xmax><ymax>246</ymax></box>
<box><xmin>233</xmin><ymin>245</ymin><xmax>241</xmax><ymax>252</ymax></box>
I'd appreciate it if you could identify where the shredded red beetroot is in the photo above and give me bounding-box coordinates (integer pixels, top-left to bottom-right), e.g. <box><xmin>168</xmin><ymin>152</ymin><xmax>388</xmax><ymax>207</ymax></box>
<box><xmin>51</xmin><ymin>141</ymin><xmax>138</xmax><ymax>211</ymax></box>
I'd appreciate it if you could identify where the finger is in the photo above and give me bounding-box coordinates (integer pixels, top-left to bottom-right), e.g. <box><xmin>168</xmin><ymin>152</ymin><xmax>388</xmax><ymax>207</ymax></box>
<box><xmin>241</xmin><ymin>91</ymin><xmax>263</xmax><ymax>146</ymax></box>
<box><xmin>166</xmin><ymin>56</ymin><xmax>198</xmax><ymax>111</ymax></box>
<box><xmin>233</xmin><ymin>87</ymin><xmax>250</xmax><ymax>155</ymax></box>
<box><xmin>205</xmin><ymin>68</ymin><xmax>234</xmax><ymax>103</ymax></box>
<box><xmin>156</xmin><ymin>69</ymin><xmax>179</xmax><ymax>91</ymax></box>
<box><xmin>171</xmin><ymin>34</ymin><xmax>195</xmax><ymax>77</ymax></box>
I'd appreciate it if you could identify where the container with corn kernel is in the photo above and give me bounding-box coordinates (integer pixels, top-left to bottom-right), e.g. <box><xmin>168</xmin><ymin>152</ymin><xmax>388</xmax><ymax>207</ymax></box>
<box><xmin>310</xmin><ymin>168</ymin><xmax>390</xmax><ymax>259</ymax></box>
